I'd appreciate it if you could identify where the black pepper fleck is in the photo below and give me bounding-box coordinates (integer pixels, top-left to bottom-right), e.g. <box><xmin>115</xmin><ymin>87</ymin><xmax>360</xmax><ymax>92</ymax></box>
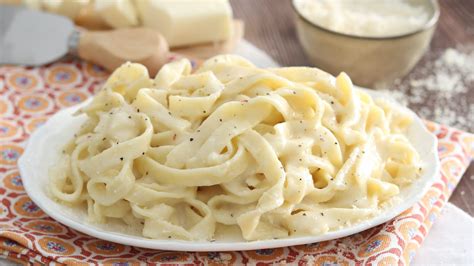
<box><xmin>190</xmin><ymin>138</ymin><xmax>194</xmax><ymax>141</ymax></box>
<box><xmin>120</xmin><ymin>157</ymin><xmax>123</xmax><ymax>161</ymax></box>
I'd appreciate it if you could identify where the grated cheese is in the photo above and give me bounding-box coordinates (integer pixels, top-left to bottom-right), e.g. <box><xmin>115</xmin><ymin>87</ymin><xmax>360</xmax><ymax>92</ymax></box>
<box><xmin>378</xmin><ymin>47</ymin><xmax>474</xmax><ymax>131</ymax></box>
<box><xmin>294</xmin><ymin>0</ymin><xmax>429</xmax><ymax>37</ymax></box>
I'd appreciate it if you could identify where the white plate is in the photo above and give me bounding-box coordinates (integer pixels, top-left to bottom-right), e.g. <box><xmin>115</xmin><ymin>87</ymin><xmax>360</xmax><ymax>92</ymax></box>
<box><xmin>18</xmin><ymin>88</ymin><xmax>439</xmax><ymax>252</ymax></box>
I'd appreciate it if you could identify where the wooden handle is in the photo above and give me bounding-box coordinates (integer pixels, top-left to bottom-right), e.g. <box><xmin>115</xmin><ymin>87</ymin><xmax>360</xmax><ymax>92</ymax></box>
<box><xmin>77</xmin><ymin>28</ymin><xmax>171</xmax><ymax>76</ymax></box>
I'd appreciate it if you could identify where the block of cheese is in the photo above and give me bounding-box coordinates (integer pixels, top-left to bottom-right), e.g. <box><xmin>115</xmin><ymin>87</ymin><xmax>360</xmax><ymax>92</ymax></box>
<box><xmin>42</xmin><ymin>0</ymin><xmax>89</xmax><ymax>19</ymax></box>
<box><xmin>135</xmin><ymin>0</ymin><xmax>233</xmax><ymax>47</ymax></box>
<box><xmin>95</xmin><ymin>0</ymin><xmax>138</xmax><ymax>29</ymax></box>
<box><xmin>173</xmin><ymin>20</ymin><xmax>244</xmax><ymax>59</ymax></box>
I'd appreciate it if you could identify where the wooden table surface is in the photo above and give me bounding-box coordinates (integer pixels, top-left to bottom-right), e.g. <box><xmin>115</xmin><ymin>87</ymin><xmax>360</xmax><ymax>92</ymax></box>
<box><xmin>230</xmin><ymin>0</ymin><xmax>474</xmax><ymax>216</ymax></box>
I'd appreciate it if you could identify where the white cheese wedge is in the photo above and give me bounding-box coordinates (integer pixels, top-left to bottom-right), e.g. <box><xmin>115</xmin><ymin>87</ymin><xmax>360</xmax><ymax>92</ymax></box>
<box><xmin>95</xmin><ymin>0</ymin><xmax>139</xmax><ymax>29</ymax></box>
<box><xmin>42</xmin><ymin>0</ymin><xmax>89</xmax><ymax>19</ymax></box>
<box><xmin>135</xmin><ymin>0</ymin><xmax>233</xmax><ymax>47</ymax></box>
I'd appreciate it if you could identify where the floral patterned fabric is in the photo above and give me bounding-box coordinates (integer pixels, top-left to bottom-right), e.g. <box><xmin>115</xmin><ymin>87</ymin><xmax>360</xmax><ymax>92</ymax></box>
<box><xmin>0</xmin><ymin>59</ymin><xmax>472</xmax><ymax>265</ymax></box>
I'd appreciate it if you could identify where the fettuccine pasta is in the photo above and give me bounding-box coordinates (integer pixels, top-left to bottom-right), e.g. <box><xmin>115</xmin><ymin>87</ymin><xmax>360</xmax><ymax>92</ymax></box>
<box><xmin>49</xmin><ymin>55</ymin><xmax>421</xmax><ymax>241</ymax></box>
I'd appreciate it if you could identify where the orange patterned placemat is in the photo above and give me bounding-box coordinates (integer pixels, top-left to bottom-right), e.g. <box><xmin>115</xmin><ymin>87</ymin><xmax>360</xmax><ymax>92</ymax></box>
<box><xmin>0</xmin><ymin>59</ymin><xmax>473</xmax><ymax>265</ymax></box>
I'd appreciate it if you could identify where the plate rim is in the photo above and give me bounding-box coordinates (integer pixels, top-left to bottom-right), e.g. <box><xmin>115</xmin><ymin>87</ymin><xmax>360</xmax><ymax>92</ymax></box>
<box><xmin>18</xmin><ymin>87</ymin><xmax>439</xmax><ymax>252</ymax></box>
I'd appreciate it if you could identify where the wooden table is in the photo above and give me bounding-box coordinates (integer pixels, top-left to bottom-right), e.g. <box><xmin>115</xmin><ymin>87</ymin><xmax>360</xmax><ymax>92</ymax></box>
<box><xmin>231</xmin><ymin>0</ymin><xmax>474</xmax><ymax>216</ymax></box>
